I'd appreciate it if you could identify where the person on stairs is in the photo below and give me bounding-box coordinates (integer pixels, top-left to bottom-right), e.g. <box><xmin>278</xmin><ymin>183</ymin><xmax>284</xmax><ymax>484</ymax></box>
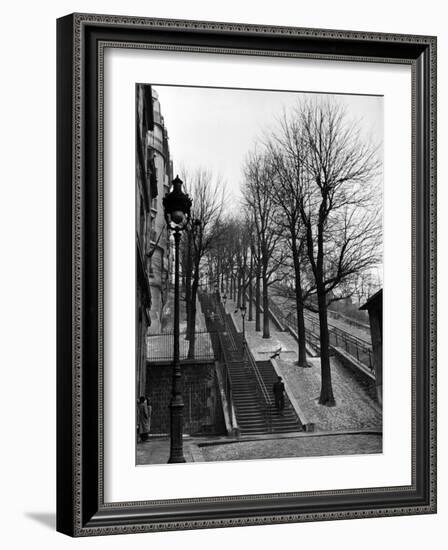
<box><xmin>273</xmin><ymin>376</ymin><xmax>285</xmax><ymax>414</ymax></box>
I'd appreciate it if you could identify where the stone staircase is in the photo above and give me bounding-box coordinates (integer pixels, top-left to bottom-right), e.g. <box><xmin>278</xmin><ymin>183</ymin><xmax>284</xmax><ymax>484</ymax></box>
<box><xmin>200</xmin><ymin>292</ymin><xmax>303</xmax><ymax>436</ymax></box>
<box><xmin>226</xmin><ymin>360</ymin><xmax>270</xmax><ymax>435</ymax></box>
<box><xmin>256</xmin><ymin>360</ymin><xmax>303</xmax><ymax>433</ymax></box>
<box><xmin>222</xmin><ymin>312</ymin><xmax>302</xmax><ymax>435</ymax></box>
<box><xmin>213</xmin><ymin>313</ymin><xmax>268</xmax><ymax>435</ymax></box>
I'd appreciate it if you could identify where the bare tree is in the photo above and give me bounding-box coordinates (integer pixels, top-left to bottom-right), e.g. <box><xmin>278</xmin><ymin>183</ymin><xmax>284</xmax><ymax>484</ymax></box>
<box><xmin>296</xmin><ymin>98</ymin><xmax>381</xmax><ymax>405</ymax></box>
<box><xmin>183</xmin><ymin>169</ymin><xmax>226</xmax><ymax>358</ymax></box>
<box><xmin>265</xmin><ymin>126</ymin><xmax>315</xmax><ymax>367</ymax></box>
<box><xmin>352</xmin><ymin>270</ymin><xmax>381</xmax><ymax>307</ymax></box>
<box><xmin>243</xmin><ymin>149</ymin><xmax>285</xmax><ymax>339</ymax></box>
<box><xmin>206</xmin><ymin>216</ymin><xmax>239</xmax><ymax>300</ymax></box>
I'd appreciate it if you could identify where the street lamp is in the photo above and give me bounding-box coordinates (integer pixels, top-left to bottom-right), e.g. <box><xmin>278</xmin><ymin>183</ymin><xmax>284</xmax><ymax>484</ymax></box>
<box><xmin>163</xmin><ymin>175</ymin><xmax>192</xmax><ymax>464</ymax></box>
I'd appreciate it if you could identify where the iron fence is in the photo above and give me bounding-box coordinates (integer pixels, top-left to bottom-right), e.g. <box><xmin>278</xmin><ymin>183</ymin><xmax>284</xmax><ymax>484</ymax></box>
<box><xmin>327</xmin><ymin>308</ymin><xmax>370</xmax><ymax>332</ymax></box>
<box><xmin>303</xmin><ymin>313</ymin><xmax>374</xmax><ymax>371</ymax></box>
<box><xmin>146</xmin><ymin>329</ymin><xmax>216</xmax><ymax>362</ymax></box>
<box><xmin>272</xmin><ymin>301</ymin><xmax>374</xmax><ymax>372</ymax></box>
<box><xmin>268</xmin><ymin>300</ymin><xmax>287</xmax><ymax>328</ymax></box>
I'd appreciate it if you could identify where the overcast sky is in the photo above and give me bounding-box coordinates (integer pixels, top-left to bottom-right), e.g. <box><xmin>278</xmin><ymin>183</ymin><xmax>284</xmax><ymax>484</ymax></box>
<box><xmin>152</xmin><ymin>84</ymin><xmax>383</xmax><ymax>207</ymax></box>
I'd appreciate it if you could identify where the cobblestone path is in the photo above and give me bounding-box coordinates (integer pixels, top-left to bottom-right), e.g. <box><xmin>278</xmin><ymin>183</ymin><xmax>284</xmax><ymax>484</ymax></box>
<box><xmin>136</xmin><ymin>432</ymin><xmax>382</xmax><ymax>465</ymax></box>
<box><xmin>201</xmin><ymin>433</ymin><xmax>382</xmax><ymax>462</ymax></box>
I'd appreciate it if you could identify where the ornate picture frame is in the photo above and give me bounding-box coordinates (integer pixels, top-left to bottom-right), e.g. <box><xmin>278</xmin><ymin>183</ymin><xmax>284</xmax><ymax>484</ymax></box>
<box><xmin>56</xmin><ymin>13</ymin><xmax>436</xmax><ymax>536</ymax></box>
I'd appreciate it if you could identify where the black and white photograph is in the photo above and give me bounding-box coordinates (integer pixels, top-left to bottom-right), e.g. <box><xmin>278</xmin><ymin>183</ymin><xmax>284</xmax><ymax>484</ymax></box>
<box><xmin>0</xmin><ymin>0</ymin><xmax>442</xmax><ymax>545</ymax></box>
<box><xmin>136</xmin><ymin>83</ymin><xmax>383</xmax><ymax>465</ymax></box>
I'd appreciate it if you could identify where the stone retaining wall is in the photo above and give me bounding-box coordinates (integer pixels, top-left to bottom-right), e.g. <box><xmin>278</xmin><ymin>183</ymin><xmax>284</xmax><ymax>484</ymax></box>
<box><xmin>145</xmin><ymin>360</ymin><xmax>226</xmax><ymax>435</ymax></box>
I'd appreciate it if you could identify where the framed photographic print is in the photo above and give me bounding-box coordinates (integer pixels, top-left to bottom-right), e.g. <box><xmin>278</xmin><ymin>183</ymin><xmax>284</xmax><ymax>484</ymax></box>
<box><xmin>56</xmin><ymin>13</ymin><xmax>437</xmax><ymax>536</ymax></box>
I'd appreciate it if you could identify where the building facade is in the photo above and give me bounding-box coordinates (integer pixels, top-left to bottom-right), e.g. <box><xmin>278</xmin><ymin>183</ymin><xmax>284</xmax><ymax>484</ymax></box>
<box><xmin>146</xmin><ymin>88</ymin><xmax>173</xmax><ymax>334</ymax></box>
<box><xmin>135</xmin><ymin>85</ymin><xmax>173</xmax><ymax>399</ymax></box>
<box><xmin>136</xmin><ymin>83</ymin><xmax>156</xmax><ymax>399</ymax></box>
<box><xmin>360</xmin><ymin>289</ymin><xmax>383</xmax><ymax>404</ymax></box>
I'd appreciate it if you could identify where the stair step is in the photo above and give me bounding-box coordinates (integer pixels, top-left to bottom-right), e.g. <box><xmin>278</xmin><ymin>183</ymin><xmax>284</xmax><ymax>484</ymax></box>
<box><xmin>208</xmin><ymin>317</ymin><xmax>303</xmax><ymax>433</ymax></box>
<box><xmin>238</xmin><ymin>422</ymin><xmax>266</xmax><ymax>427</ymax></box>
<box><xmin>235</xmin><ymin>397</ymin><xmax>260</xmax><ymax>400</ymax></box>
<box><xmin>233</xmin><ymin>396</ymin><xmax>256</xmax><ymax>400</ymax></box>
<box><xmin>234</xmin><ymin>399</ymin><xmax>263</xmax><ymax>404</ymax></box>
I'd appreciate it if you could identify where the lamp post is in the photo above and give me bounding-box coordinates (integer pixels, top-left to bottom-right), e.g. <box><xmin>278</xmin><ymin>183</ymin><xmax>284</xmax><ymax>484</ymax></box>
<box><xmin>163</xmin><ymin>175</ymin><xmax>192</xmax><ymax>464</ymax></box>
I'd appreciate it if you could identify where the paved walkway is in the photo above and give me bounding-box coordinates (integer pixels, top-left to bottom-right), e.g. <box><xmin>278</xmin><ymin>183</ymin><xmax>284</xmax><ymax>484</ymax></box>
<box><xmin>137</xmin><ymin>436</ymin><xmax>204</xmax><ymax>465</ymax></box>
<box><xmin>226</xmin><ymin>298</ymin><xmax>382</xmax><ymax>432</ymax></box>
<box><xmin>201</xmin><ymin>433</ymin><xmax>381</xmax><ymax>461</ymax></box>
<box><xmin>158</xmin><ymin>294</ymin><xmax>206</xmax><ymax>333</ymax></box>
<box><xmin>137</xmin><ymin>431</ymin><xmax>382</xmax><ymax>465</ymax></box>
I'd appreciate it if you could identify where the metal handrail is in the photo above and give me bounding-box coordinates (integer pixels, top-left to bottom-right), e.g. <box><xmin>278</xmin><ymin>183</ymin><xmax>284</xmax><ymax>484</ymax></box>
<box><xmin>199</xmin><ymin>291</ymin><xmax>239</xmax><ymax>434</ymax></box>
<box><xmin>268</xmin><ymin>300</ymin><xmax>287</xmax><ymax>328</ymax></box>
<box><xmin>303</xmin><ymin>310</ymin><xmax>370</xmax><ymax>345</ymax></box>
<box><xmin>243</xmin><ymin>345</ymin><xmax>273</xmax><ymax>432</ymax></box>
<box><xmin>262</xmin><ymin>294</ymin><xmax>374</xmax><ymax>372</ymax></box>
<box><xmin>226</xmin><ymin>313</ymin><xmax>241</xmax><ymax>352</ymax></box>
<box><xmin>201</xmin><ymin>290</ymin><xmax>272</xmax><ymax>430</ymax></box>
<box><xmin>204</xmin><ymin>294</ymin><xmax>238</xmax><ymax>351</ymax></box>
<box><xmin>215</xmin><ymin>324</ymin><xmax>240</xmax><ymax>436</ymax></box>
<box><xmin>327</xmin><ymin>308</ymin><xmax>370</xmax><ymax>331</ymax></box>
<box><xmin>303</xmin><ymin>312</ymin><xmax>374</xmax><ymax>371</ymax></box>
<box><xmin>216</xmin><ymin>329</ymin><xmax>231</xmax><ymax>365</ymax></box>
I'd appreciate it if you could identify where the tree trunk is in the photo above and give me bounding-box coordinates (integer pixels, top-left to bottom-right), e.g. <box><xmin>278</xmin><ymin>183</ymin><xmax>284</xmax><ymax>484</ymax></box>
<box><xmin>217</xmin><ymin>256</ymin><xmax>222</xmax><ymax>293</ymax></box>
<box><xmin>255</xmin><ymin>265</ymin><xmax>261</xmax><ymax>332</ymax></box>
<box><xmin>291</xmin><ymin>242</ymin><xmax>308</xmax><ymax>367</ymax></box>
<box><xmin>187</xmin><ymin>263</ymin><xmax>200</xmax><ymax>359</ymax></box>
<box><xmin>262</xmin><ymin>270</ymin><xmax>270</xmax><ymax>339</ymax></box>
<box><xmin>248</xmin><ymin>254</ymin><xmax>253</xmax><ymax>322</ymax></box>
<box><xmin>184</xmin><ymin>233</ymin><xmax>193</xmax><ymax>339</ymax></box>
<box><xmin>237</xmin><ymin>272</ymin><xmax>242</xmax><ymax>308</ymax></box>
<box><xmin>317</xmin><ymin>284</ymin><xmax>335</xmax><ymax>406</ymax></box>
<box><xmin>242</xmin><ymin>255</ymin><xmax>247</xmax><ymax>309</ymax></box>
